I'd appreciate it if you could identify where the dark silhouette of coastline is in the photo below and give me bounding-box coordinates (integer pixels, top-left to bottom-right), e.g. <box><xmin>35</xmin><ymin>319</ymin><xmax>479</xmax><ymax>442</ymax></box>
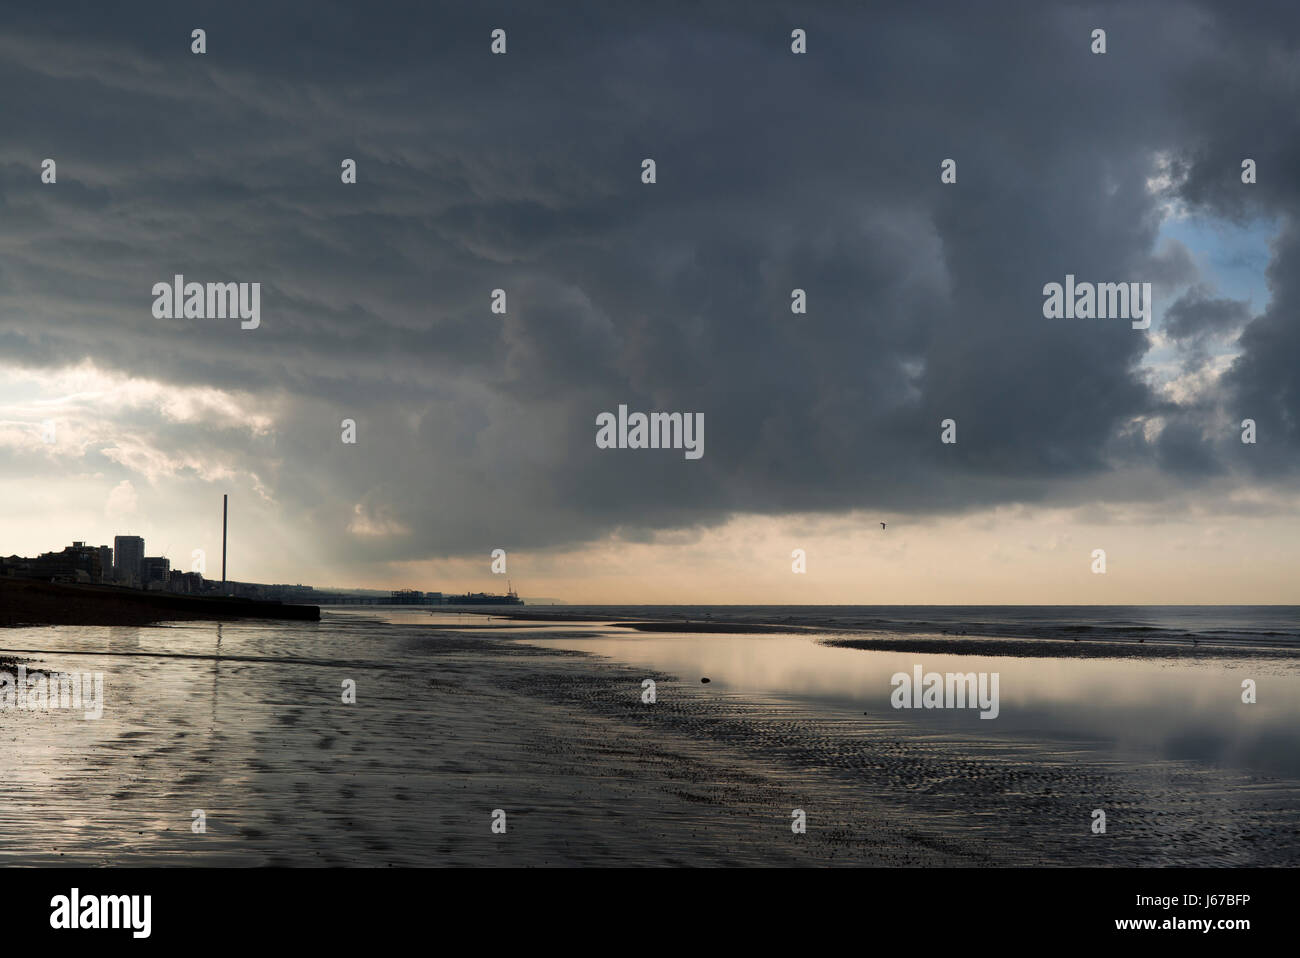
<box><xmin>0</xmin><ymin>578</ymin><xmax>319</xmax><ymax>627</ymax></box>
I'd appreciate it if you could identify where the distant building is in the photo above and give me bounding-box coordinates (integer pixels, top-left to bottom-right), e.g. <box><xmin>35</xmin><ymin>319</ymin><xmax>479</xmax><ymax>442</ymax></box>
<box><xmin>25</xmin><ymin>541</ymin><xmax>104</xmax><ymax>583</ymax></box>
<box><xmin>96</xmin><ymin>545</ymin><xmax>113</xmax><ymax>580</ymax></box>
<box><xmin>140</xmin><ymin>556</ymin><xmax>170</xmax><ymax>589</ymax></box>
<box><xmin>264</xmin><ymin>584</ymin><xmax>315</xmax><ymax>602</ymax></box>
<box><xmin>0</xmin><ymin>554</ymin><xmax>35</xmax><ymax>578</ymax></box>
<box><xmin>114</xmin><ymin>535</ymin><xmax>145</xmax><ymax>586</ymax></box>
<box><xmin>169</xmin><ymin>571</ymin><xmax>205</xmax><ymax>594</ymax></box>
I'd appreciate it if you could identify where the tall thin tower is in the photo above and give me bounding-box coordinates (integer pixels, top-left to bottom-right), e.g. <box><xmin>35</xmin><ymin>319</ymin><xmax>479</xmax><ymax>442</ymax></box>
<box><xmin>221</xmin><ymin>494</ymin><xmax>228</xmax><ymax>591</ymax></box>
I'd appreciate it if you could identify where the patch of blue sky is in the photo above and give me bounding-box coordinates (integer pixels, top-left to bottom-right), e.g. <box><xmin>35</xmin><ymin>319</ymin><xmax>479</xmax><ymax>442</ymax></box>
<box><xmin>1140</xmin><ymin>212</ymin><xmax>1279</xmax><ymax>385</ymax></box>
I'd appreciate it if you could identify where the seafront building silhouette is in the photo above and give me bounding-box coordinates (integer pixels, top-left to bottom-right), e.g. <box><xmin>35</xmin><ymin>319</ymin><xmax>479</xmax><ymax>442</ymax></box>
<box><xmin>0</xmin><ymin>537</ymin><xmax>520</xmax><ymax>605</ymax></box>
<box><xmin>112</xmin><ymin>535</ymin><xmax>145</xmax><ymax>586</ymax></box>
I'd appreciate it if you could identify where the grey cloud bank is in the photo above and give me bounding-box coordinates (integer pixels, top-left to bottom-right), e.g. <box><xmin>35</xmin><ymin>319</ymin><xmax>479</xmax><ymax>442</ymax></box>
<box><xmin>0</xmin><ymin>0</ymin><xmax>1297</xmax><ymax>573</ymax></box>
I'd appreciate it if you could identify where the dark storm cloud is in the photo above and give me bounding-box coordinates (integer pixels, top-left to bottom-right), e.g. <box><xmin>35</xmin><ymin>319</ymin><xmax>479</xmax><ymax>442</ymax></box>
<box><xmin>1150</xmin><ymin>1</ymin><xmax>1300</xmax><ymax>478</ymax></box>
<box><xmin>1218</xmin><ymin>223</ymin><xmax>1300</xmax><ymax>475</ymax></box>
<box><xmin>0</xmin><ymin>0</ymin><xmax>1296</xmax><ymax>567</ymax></box>
<box><xmin>1164</xmin><ymin>285</ymin><xmax>1251</xmax><ymax>342</ymax></box>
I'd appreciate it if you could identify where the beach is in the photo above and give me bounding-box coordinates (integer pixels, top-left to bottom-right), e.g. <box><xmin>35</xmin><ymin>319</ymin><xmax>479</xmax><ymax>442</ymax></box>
<box><xmin>0</xmin><ymin>608</ymin><xmax>1296</xmax><ymax>866</ymax></box>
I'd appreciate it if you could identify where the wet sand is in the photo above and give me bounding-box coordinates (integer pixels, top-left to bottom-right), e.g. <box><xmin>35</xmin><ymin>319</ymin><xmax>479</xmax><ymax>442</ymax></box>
<box><xmin>0</xmin><ymin>613</ymin><xmax>1295</xmax><ymax>866</ymax></box>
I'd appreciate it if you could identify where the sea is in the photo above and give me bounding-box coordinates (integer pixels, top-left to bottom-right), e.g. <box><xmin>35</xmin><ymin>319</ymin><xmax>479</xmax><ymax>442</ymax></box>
<box><xmin>514</xmin><ymin>604</ymin><xmax>1300</xmax><ymax>650</ymax></box>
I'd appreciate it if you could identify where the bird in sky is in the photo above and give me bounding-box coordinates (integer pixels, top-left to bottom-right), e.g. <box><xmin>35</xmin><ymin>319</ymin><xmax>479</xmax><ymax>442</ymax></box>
<box><xmin>880</xmin><ymin>522</ymin><xmax>887</xmax><ymax>530</ymax></box>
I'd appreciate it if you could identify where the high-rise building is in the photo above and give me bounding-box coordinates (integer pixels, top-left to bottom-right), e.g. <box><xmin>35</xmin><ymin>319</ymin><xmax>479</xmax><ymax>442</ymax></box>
<box><xmin>113</xmin><ymin>535</ymin><xmax>145</xmax><ymax>586</ymax></box>
<box><xmin>96</xmin><ymin>545</ymin><xmax>112</xmax><ymax>582</ymax></box>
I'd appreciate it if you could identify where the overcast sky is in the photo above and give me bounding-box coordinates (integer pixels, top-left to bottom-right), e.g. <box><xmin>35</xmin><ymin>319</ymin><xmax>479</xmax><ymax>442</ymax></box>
<box><xmin>1</xmin><ymin>1</ymin><xmax>1297</xmax><ymax>602</ymax></box>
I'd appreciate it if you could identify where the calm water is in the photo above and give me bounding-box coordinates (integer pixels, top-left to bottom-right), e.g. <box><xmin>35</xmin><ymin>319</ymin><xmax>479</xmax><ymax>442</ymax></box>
<box><xmin>469</xmin><ymin>608</ymin><xmax>1300</xmax><ymax>778</ymax></box>
<box><xmin>525</xmin><ymin>605</ymin><xmax>1300</xmax><ymax>649</ymax></box>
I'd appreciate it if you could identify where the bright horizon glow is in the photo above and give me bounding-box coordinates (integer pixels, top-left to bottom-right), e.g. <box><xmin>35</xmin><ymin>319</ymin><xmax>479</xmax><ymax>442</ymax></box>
<box><xmin>2</xmin><ymin>355</ymin><xmax>1298</xmax><ymax>604</ymax></box>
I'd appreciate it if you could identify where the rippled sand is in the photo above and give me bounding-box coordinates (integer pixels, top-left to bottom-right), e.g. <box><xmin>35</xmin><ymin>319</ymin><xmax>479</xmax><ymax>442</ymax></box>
<box><xmin>0</xmin><ymin>614</ymin><xmax>1294</xmax><ymax>866</ymax></box>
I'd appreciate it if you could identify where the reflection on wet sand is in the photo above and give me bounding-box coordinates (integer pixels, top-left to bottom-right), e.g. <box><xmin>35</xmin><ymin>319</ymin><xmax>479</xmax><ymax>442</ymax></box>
<box><xmin>0</xmin><ymin>610</ymin><xmax>1295</xmax><ymax>866</ymax></box>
